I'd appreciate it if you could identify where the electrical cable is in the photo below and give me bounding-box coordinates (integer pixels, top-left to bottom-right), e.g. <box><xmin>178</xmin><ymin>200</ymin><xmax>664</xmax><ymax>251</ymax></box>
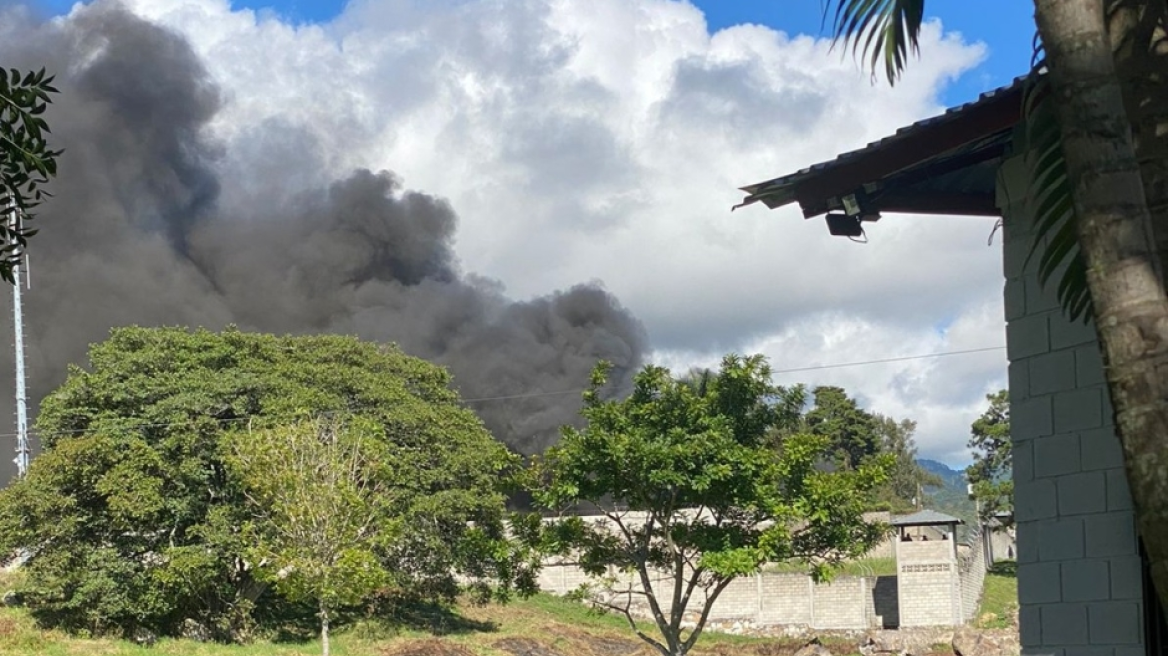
<box><xmin>0</xmin><ymin>344</ymin><xmax>1007</xmax><ymax>440</ymax></box>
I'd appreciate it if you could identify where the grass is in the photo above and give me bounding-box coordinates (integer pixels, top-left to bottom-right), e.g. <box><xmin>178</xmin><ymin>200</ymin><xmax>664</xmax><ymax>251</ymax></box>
<box><xmin>975</xmin><ymin>560</ymin><xmax>1018</xmax><ymax>629</ymax></box>
<box><xmin>763</xmin><ymin>557</ymin><xmax>897</xmax><ymax>578</ymax></box>
<box><xmin>0</xmin><ymin>592</ymin><xmax>838</xmax><ymax>656</ymax></box>
<box><xmin>0</xmin><ymin>558</ymin><xmax>1008</xmax><ymax>655</ymax></box>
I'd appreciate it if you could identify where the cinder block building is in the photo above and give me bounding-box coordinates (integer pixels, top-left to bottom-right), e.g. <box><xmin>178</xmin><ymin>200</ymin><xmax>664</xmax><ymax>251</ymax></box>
<box><xmin>737</xmin><ymin>76</ymin><xmax>1163</xmax><ymax>656</ymax></box>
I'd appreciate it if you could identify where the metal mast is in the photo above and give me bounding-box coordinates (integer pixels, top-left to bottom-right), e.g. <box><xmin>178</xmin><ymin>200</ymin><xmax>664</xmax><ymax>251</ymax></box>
<box><xmin>9</xmin><ymin>203</ymin><xmax>28</xmax><ymax>478</ymax></box>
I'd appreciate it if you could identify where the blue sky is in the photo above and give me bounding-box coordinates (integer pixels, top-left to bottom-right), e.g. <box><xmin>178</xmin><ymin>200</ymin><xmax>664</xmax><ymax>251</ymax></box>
<box><xmin>694</xmin><ymin>0</ymin><xmax>1036</xmax><ymax>105</ymax></box>
<box><xmin>33</xmin><ymin>0</ymin><xmax>1035</xmax><ymax>106</ymax></box>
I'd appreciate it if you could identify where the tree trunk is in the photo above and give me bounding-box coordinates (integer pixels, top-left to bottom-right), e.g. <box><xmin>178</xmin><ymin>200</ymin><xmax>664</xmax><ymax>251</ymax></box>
<box><xmin>1106</xmin><ymin>0</ymin><xmax>1168</xmax><ymax>623</ymax></box>
<box><xmin>1108</xmin><ymin>0</ymin><xmax>1168</xmax><ymax>250</ymax></box>
<box><xmin>1035</xmin><ymin>0</ymin><xmax>1168</xmax><ymax>624</ymax></box>
<box><xmin>320</xmin><ymin>601</ymin><xmax>331</xmax><ymax>656</ymax></box>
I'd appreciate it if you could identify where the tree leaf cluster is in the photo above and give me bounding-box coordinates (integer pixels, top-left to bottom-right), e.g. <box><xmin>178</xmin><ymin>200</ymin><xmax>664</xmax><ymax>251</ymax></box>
<box><xmin>826</xmin><ymin>0</ymin><xmax>924</xmax><ymax>85</ymax></box>
<box><xmin>0</xmin><ymin>327</ymin><xmax>532</xmax><ymax>641</ymax></box>
<box><xmin>965</xmin><ymin>390</ymin><xmax>1013</xmax><ymax>525</ymax></box>
<box><xmin>528</xmin><ymin>355</ymin><xmax>891</xmax><ymax>656</ymax></box>
<box><xmin>227</xmin><ymin>417</ymin><xmax>400</xmax><ymax>656</ymax></box>
<box><xmin>1</xmin><ymin>67</ymin><xmax>61</xmax><ymax>281</ymax></box>
<box><xmin>802</xmin><ymin>386</ymin><xmax>939</xmax><ymax>512</ymax></box>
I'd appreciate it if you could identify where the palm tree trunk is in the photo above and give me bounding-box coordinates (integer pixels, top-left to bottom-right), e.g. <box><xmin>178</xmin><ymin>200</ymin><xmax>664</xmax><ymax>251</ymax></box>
<box><xmin>1035</xmin><ymin>0</ymin><xmax>1168</xmax><ymax>622</ymax></box>
<box><xmin>1106</xmin><ymin>0</ymin><xmax>1168</xmax><ymax>622</ymax></box>
<box><xmin>1107</xmin><ymin>0</ymin><xmax>1168</xmax><ymax>243</ymax></box>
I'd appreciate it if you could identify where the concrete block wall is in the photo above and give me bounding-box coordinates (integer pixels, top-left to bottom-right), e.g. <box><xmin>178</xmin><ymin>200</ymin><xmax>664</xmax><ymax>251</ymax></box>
<box><xmin>897</xmin><ymin>538</ymin><xmax>960</xmax><ymax>627</ymax></box>
<box><xmin>530</xmin><ymin>508</ymin><xmax>980</xmax><ymax>631</ymax></box>
<box><xmin>959</xmin><ymin>528</ymin><xmax>988</xmax><ymax>622</ymax></box>
<box><xmin>536</xmin><ymin>558</ymin><xmax>592</xmax><ymax>593</ymax></box>
<box><xmin>811</xmin><ymin>577</ymin><xmax>868</xmax><ymax>629</ymax></box>
<box><xmin>758</xmin><ymin>573</ymin><xmax>815</xmax><ymax>625</ymax></box>
<box><xmin>711</xmin><ymin>575</ymin><xmax>761</xmax><ymax>619</ymax></box>
<box><xmin>537</xmin><ymin>562</ymin><xmax>893</xmax><ymax>630</ymax></box>
<box><xmin>899</xmin><ymin>565</ymin><xmax>959</xmax><ymax>626</ymax></box>
<box><xmin>900</xmin><ymin>540</ymin><xmax>955</xmax><ymax>563</ymax></box>
<box><xmin>998</xmin><ymin>154</ymin><xmax>1146</xmax><ymax>656</ymax></box>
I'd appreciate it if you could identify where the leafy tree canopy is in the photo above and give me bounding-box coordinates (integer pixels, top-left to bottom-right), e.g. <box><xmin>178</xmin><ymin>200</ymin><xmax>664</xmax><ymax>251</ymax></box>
<box><xmin>228</xmin><ymin>417</ymin><xmax>397</xmax><ymax>656</ymax></box>
<box><xmin>804</xmin><ymin>385</ymin><xmax>880</xmax><ymax>469</ymax></box>
<box><xmin>0</xmin><ymin>327</ymin><xmax>529</xmax><ymax>640</ymax></box>
<box><xmin>869</xmin><ymin>415</ymin><xmax>943</xmax><ymax>513</ymax></box>
<box><xmin>800</xmin><ymin>386</ymin><xmax>936</xmax><ymax>512</ymax></box>
<box><xmin>966</xmin><ymin>390</ymin><xmax>1012</xmax><ymax>525</ymax></box>
<box><xmin>528</xmin><ymin>355</ymin><xmax>890</xmax><ymax>656</ymax></box>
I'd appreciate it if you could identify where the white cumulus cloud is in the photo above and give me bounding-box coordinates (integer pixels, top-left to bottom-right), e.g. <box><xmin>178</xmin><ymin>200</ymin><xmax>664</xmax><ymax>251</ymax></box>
<box><xmin>89</xmin><ymin>0</ymin><xmax>1004</xmax><ymax>465</ymax></box>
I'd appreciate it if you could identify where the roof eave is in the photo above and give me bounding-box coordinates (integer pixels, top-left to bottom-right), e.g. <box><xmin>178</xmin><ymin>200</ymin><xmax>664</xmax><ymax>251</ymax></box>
<box><xmin>735</xmin><ymin>75</ymin><xmax>1029</xmax><ymax>218</ymax></box>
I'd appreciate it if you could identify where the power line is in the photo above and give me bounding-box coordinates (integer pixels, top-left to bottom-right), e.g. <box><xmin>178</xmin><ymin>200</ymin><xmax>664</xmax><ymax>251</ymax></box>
<box><xmin>0</xmin><ymin>344</ymin><xmax>1006</xmax><ymax>441</ymax></box>
<box><xmin>455</xmin><ymin>345</ymin><xmax>1006</xmax><ymax>402</ymax></box>
<box><xmin>767</xmin><ymin>345</ymin><xmax>1006</xmax><ymax>375</ymax></box>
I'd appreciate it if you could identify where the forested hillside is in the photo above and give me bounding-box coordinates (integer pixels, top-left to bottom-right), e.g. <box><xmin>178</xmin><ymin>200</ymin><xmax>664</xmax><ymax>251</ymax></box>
<box><xmin>918</xmin><ymin>459</ymin><xmax>977</xmax><ymax>528</ymax></box>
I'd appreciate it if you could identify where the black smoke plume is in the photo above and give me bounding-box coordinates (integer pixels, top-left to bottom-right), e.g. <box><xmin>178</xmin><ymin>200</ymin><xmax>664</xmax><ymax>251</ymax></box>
<box><xmin>0</xmin><ymin>2</ymin><xmax>648</xmax><ymax>483</ymax></box>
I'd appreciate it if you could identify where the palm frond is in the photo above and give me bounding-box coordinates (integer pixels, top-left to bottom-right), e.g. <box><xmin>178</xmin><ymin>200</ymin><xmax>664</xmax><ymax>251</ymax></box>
<box><xmin>1021</xmin><ymin>59</ymin><xmax>1093</xmax><ymax>323</ymax></box>
<box><xmin>826</xmin><ymin>0</ymin><xmax>925</xmax><ymax>85</ymax></box>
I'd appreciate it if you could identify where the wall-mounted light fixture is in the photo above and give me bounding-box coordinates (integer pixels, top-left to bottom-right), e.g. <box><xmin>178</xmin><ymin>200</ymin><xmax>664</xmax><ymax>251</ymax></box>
<box><xmin>825</xmin><ymin>212</ymin><xmax>863</xmax><ymax>237</ymax></box>
<box><xmin>825</xmin><ymin>190</ymin><xmax>881</xmax><ymax>239</ymax></box>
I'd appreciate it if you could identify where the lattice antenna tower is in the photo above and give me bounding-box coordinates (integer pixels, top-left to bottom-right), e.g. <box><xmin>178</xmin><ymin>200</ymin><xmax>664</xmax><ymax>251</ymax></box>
<box><xmin>7</xmin><ymin>199</ymin><xmax>29</xmax><ymax>478</ymax></box>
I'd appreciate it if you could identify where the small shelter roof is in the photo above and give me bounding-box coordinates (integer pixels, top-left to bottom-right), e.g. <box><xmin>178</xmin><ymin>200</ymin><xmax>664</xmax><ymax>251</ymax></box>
<box><xmin>890</xmin><ymin>509</ymin><xmax>965</xmax><ymax>527</ymax></box>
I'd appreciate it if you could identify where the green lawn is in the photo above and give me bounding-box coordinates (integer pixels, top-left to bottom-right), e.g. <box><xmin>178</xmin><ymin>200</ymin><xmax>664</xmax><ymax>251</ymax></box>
<box><xmin>976</xmin><ymin>560</ymin><xmax>1018</xmax><ymax>629</ymax></box>
<box><xmin>0</xmin><ymin>559</ymin><xmax>1002</xmax><ymax>656</ymax></box>
<box><xmin>0</xmin><ymin>593</ymin><xmax>822</xmax><ymax>656</ymax></box>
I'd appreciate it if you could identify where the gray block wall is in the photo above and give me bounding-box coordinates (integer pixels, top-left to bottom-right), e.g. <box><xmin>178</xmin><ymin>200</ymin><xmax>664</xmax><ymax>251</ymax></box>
<box><xmin>897</xmin><ymin>538</ymin><xmax>961</xmax><ymax>626</ymax></box>
<box><xmin>811</xmin><ymin>576</ymin><xmax>869</xmax><ymax>629</ymax></box>
<box><xmin>998</xmin><ymin>154</ymin><xmax>1146</xmax><ymax>656</ymax></box>
<box><xmin>537</xmin><ymin>564</ymin><xmax>897</xmax><ymax>630</ymax></box>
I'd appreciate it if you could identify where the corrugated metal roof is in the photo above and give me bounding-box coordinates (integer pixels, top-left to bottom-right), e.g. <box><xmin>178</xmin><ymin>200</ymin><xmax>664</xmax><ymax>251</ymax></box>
<box><xmin>735</xmin><ymin>74</ymin><xmax>1031</xmax><ymax>212</ymax></box>
<box><xmin>890</xmin><ymin>509</ymin><xmax>965</xmax><ymax>526</ymax></box>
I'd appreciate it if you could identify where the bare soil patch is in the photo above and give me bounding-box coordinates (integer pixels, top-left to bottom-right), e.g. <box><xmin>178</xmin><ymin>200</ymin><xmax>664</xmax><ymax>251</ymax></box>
<box><xmin>380</xmin><ymin>638</ymin><xmax>482</xmax><ymax>656</ymax></box>
<box><xmin>545</xmin><ymin>625</ymin><xmax>642</xmax><ymax>656</ymax></box>
<box><xmin>581</xmin><ymin>635</ymin><xmax>642</xmax><ymax>656</ymax></box>
<box><xmin>495</xmin><ymin>636</ymin><xmax>568</xmax><ymax>656</ymax></box>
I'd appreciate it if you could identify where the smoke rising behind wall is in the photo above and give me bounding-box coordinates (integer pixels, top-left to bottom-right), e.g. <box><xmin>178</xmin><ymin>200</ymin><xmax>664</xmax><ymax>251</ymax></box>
<box><xmin>0</xmin><ymin>2</ymin><xmax>648</xmax><ymax>482</ymax></box>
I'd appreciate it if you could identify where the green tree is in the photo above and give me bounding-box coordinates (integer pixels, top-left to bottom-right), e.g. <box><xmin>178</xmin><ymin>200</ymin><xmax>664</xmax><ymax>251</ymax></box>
<box><xmin>1</xmin><ymin>67</ymin><xmax>60</xmax><ymax>280</ymax></box>
<box><xmin>965</xmin><ymin>390</ymin><xmax>1012</xmax><ymax>526</ymax></box>
<box><xmin>0</xmin><ymin>327</ymin><xmax>529</xmax><ymax>640</ymax></box>
<box><xmin>529</xmin><ymin>355</ymin><xmax>889</xmax><ymax>656</ymax></box>
<box><xmin>824</xmin><ymin>0</ymin><xmax>1168</xmax><ymax>615</ymax></box>
<box><xmin>870</xmin><ymin>415</ymin><xmax>942</xmax><ymax>512</ymax></box>
<box><xmin>804</xmin><ymin>386</ymin><xmax>879</xmax><ymax>469</ymax></box>
<box><xmin>228</xmin><ymin>417</ymin><xmax>394</xmax><ymax>656</ymax></box>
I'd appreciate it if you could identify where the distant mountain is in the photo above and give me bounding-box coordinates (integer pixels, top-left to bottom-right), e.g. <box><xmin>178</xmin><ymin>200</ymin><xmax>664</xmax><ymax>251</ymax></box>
<box><xmin>916</xmin><ymin>459</ymin><xmax>977</xmax><ymax>532</ymax></box>
<box><xmin>918</xmin><ymin>459</ymin><xmax>967</xmax><ymax>489</ymax></box>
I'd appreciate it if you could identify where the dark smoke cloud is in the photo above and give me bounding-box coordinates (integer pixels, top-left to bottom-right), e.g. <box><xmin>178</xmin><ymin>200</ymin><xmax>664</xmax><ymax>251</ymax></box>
<box><xmin>0</xmin><ymin>1</ymin><xmax>648</xmax><ymax>481</ymax></box>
